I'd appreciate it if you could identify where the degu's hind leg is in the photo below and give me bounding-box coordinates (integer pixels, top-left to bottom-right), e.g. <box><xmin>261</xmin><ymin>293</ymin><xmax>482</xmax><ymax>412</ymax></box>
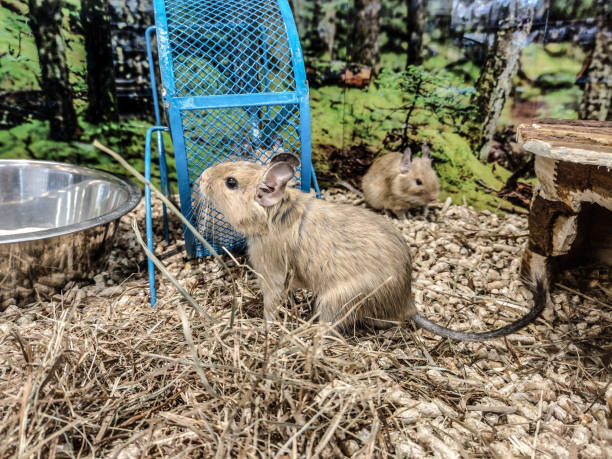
<box><xmin>315</xmin><ymin>289</ymin><xmax>397</xmax><ymax>336</ymax></box>
<box><xmin>315</xmin><ymin>291</ymin><xmax>359</xmax><ymax>336</ymax></box>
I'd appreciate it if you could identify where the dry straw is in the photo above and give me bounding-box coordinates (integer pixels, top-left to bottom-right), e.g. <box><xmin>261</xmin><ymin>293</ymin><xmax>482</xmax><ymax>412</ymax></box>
<box><xmin>94</xmin><ymin>140</ymin><xmax>240</xmax><ymax>327</ymax></box>
<box><xmin>0</xmin><ymin>146</ymin><xmax>610</xmax><ymax>457</ymax></box>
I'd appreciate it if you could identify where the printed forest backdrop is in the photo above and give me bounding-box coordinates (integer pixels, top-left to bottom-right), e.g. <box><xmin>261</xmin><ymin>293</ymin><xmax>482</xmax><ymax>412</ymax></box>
<box><xmin>1</xmin><ymin>0</ymin><xmax>611</xmax><ymax>211</ymax></box>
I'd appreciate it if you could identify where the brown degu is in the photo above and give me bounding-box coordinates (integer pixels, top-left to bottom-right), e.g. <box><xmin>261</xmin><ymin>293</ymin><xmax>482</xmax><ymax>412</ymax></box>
<box><xmin>362</xmin><ymin>146</ymin><xmax>440</xmax><ymax>217</ymax></box>
<box><xmin>196</xmin><ymin>154</ymin><xmax>546</xmax><ymax>341</ymax></box>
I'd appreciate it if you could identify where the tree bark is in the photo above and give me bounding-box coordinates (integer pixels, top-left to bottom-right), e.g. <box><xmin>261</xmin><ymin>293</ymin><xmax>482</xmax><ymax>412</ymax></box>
<box><xmin>290</xmin><ymin>0</ymin><xmax>306</xmax><ymax>37</ymax></box>
<box><xmin>469</xmin><ymin>0</ymin><xmax>535</xmax><ymax>160</ymax></box>
<box><xmin>28</xmin><ymin>0</ymin><xmax>78</xmax><ymax>140</ymax></box>
<box><xmin>405</xmin><ymin>0</ymin><xmax>425</xmax><ymax>67</ymax></box>
<box><xmin>81</xmin><ymin>0</ymin><xmax>118</xmax><ymax>123</ymax></box>
<box><xmin>435</xmin><ymin>1</ymin><xmax>452</xmax><ymax>42</ymax></box>
<box><xmin>320</xmin><ymin>2</ymin><xmax>337</xmax><ymax>59</ymax></box>
<box><xmin>579</xmin><ymin>2</ymin><xmax>612</xmax><ymax>121</ymax></box>
<box><xmin>351</xmin><ymin>0</ymin><xmax>381</xmax><ymax>69</ymax></box>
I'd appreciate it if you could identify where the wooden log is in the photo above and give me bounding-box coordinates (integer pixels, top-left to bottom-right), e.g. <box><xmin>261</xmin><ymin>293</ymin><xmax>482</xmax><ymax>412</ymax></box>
<box><xmin>518</xmin><ymin>119</ymin><xmax>612</xmax><ymax>287</ymax></box>
<box><xmin>517</xmin><ymin>119</ymin><xmax>612</xmax><ymax>167</ymax></box>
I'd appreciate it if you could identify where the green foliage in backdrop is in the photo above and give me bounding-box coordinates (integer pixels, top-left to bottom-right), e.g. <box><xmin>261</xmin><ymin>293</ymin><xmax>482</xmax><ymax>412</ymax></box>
<box><xmin>0</xmin><ymin>0</ymin><xmax>591</xmax><ymax>210</ymax></box>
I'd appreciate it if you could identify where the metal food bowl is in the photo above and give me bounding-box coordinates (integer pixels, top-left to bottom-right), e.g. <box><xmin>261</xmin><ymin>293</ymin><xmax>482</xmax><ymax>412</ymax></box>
<box><xmin>0</xmin><ymin>160</ymin><xmax>141</xmax><ymax>307</ymax></box>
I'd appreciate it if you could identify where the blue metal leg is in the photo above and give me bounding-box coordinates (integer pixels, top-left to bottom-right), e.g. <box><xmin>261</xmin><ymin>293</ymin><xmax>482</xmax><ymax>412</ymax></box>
<box><xmin>166</xmin><ymin>107</ymin><xmax>200</xmax><ymax>259</ymax></box>
<box><xmin>146</xmin><ymin>25</ymin><xmax>170</xmax><ymax>243</ymax></box>
<box><xmin>156</xmin><ymin>131</ymin><xmax>170</xmax><ymax>243</ymax></box>
<box><xmin>298</xmin><ymin>98</ymin><xmax>313</xmax><ymax>194</ymax></box>
<box><xmin>145</xmin><ymin>126</ymin><xmax>169</xmax><ymax>306</ymax></box>
<box><xmin>311</xmin><ymin>168</ymin><xmax>321</xmax><ymax>198</ymax></box>
<box><xmin>145</xmin><ymin>130</ymin><xmax>156</xmax><ymax>306</ymax></box>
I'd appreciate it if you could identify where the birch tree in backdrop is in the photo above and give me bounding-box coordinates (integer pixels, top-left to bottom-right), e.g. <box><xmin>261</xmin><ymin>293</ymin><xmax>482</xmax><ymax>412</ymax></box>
<box><xmin>27</xmin><ymin>0</ymin><xmax>78</xmax><ymax>140</ymax></box>
<box><xmin>291</xmin><ymin>0</ymin><xmax>307</xmax><ymax>36</ymax></box>
<box><xmin>469</xmin><ymin>0</ymin><xmax>536</xmax><ymax>161</ymax></box>
<box><xmin>579</xmin><ymin>0</ymin><xmax>612</xmax><ymax>121</ymax></box>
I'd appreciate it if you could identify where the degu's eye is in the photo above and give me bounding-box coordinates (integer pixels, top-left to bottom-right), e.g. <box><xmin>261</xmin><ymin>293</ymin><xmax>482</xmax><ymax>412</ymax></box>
<box><xmin>225</xmin><ymin>177</ymin><xmax>238</xmax><ymax>189</ymax></box>
<box><xmin>415</xmin><ymin>178</ymin><xmax>423</xmax><ymax>186</ymax></box>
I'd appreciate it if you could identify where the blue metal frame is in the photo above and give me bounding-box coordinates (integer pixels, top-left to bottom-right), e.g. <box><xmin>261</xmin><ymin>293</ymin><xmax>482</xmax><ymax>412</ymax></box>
<box><xmin>145</xmin><ymin>26</ymin><xmax>171</xmax><ymax>243</ymax></box>
<box><xmin>144</xmin><ymin>125</ymin><xmax>169</xmax><ymax>306</ymax></box>
<box><xmin>277</xmin><ymin>0</ymin><xmax>314</xmax><ymax>194</ymax></box>
<box><xmin>143</xmin><ymin>0</ymin><xmax>319</xmax><ymax>305</ymax></box>
<box><xmin>154</xmin><ymin>0</ymin><xmax>198</xmax><ymax>257</ymax></box>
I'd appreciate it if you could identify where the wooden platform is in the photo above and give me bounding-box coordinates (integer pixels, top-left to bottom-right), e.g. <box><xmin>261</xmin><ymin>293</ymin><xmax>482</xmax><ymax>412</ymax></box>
<box><xmin>518</xmin><ymin>119</ymin><xmax>612</xmax><ymax>287</ymax></box>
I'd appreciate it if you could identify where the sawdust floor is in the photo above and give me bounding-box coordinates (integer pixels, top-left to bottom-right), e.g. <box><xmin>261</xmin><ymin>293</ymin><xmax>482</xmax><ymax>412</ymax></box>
<box><xmin>1</xmin><ymin>190</ymin><xmax>610</xmax><ymax>458</ymax></box>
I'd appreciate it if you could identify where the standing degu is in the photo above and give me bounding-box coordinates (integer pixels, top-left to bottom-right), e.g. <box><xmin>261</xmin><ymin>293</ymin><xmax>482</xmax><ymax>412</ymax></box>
<box><xmin>196</xmin><ymin>153</ymin><xmax>547</xmax><ymax>341</ymax></box>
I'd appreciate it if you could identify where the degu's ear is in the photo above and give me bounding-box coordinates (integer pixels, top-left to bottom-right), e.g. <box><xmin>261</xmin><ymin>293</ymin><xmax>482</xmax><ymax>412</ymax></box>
<box><xmin>256</xmin><ymin>162</ymin><xmax>295</xmax><ymax>207</ymax></box>
<box><xmin>421</xmin><ymin>144</ymin><xmax>431</xmax><ymax>159</ymax></box>
<box><xmin>269</xmin><ymin>153</ymin><xmax>300</xmax><ymax>169</ymax></box>
<box><xmin>399</xmin><ymin>147</ymin><xmax>412</xmax><ymax>174</ymax></box>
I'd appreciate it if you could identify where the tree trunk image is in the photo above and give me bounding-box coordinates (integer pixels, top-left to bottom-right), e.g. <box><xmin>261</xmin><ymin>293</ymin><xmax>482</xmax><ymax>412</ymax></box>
<box><xmin>405</xmin><ymin>0</ymin><xmax>425</xmax><ymax>67</ymax></box>
<box><xmin>81</xmin><ymin>0</ymin><xmax>118</xmax><ymax>124</ymax></box>
<box><xmin>27</xmin><ymin>0</ymin><xmax>78</xmax><ymax>141</ymax></box>
<box><xmin>320</xmin><ymin>2</ymin><xmax>337</xmax><ymax>60</ymax></box>
<box><xmin>469</xmin><ymin>0</ymin><xmax>535</xmax><ymax>161</ymax></box>
<box><xmin>351</xmin><ymin>0</ymin><xmax>381</xmax><ymax>70</ymax></box>
<box><xmin>290</xmin><ymin>0</ymin><xmax>306</xmax><ymax>36</ymax></box>
<box><xmin>579</xmin><ymin>2</ymin><xmax>611</xmax><ymax>121</ymax></box>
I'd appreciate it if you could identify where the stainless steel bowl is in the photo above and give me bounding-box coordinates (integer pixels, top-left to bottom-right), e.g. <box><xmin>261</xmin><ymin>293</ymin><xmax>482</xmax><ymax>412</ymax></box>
<box><xmin>0</xmin><ymin>160</ymin><xmax>141</xmax><ymax>307</ymax></box>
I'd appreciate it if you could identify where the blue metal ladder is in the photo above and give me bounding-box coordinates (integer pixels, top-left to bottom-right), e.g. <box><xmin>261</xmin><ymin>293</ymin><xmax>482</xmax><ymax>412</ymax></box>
<box><xmin>143</xmin><ymin>0</ymin><xmax>319</xmax><ymax>305</ymax></box>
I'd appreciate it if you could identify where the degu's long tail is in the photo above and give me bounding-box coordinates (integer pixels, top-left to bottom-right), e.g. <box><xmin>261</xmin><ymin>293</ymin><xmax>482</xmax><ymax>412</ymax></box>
<box><xmin>412</xmin><ymin>277</ymin><xmax>548</xmax><ymax>342</ymax></box>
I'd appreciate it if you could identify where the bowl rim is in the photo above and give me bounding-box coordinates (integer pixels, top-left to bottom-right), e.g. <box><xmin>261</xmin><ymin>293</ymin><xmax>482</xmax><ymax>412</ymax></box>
<box><xmin>0</xmin><ymin>159</ymin><xmax>142</xmax><ymax>244</ymax></box>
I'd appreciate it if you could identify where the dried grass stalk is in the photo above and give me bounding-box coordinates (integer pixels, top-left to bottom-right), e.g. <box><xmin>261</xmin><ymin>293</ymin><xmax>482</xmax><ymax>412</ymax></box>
<box><xmin>1</xmin><ymin>180</ymin><xmax>610</xmax><ymax>458</ymax></box>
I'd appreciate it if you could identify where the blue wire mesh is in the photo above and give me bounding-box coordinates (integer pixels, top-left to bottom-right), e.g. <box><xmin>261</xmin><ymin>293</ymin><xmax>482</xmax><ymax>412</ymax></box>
<box><xmin>185</xmin><ymin>104</ymin><xmax>302</xmax><ymax>256</ymax></box>
<box><xmin>182</xmin><ymin>104</ymin><xmax>302</xmax><ymax>181</ymax></box>
<box><xmin>165</xmin><ymin>0</ymin><xmax>296</xmax><ymax>96</ymax></box>
<box><xmin>152</xmin><ymin>0</ymin><xmax>312</xmax><ymax>258</ymax></box>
